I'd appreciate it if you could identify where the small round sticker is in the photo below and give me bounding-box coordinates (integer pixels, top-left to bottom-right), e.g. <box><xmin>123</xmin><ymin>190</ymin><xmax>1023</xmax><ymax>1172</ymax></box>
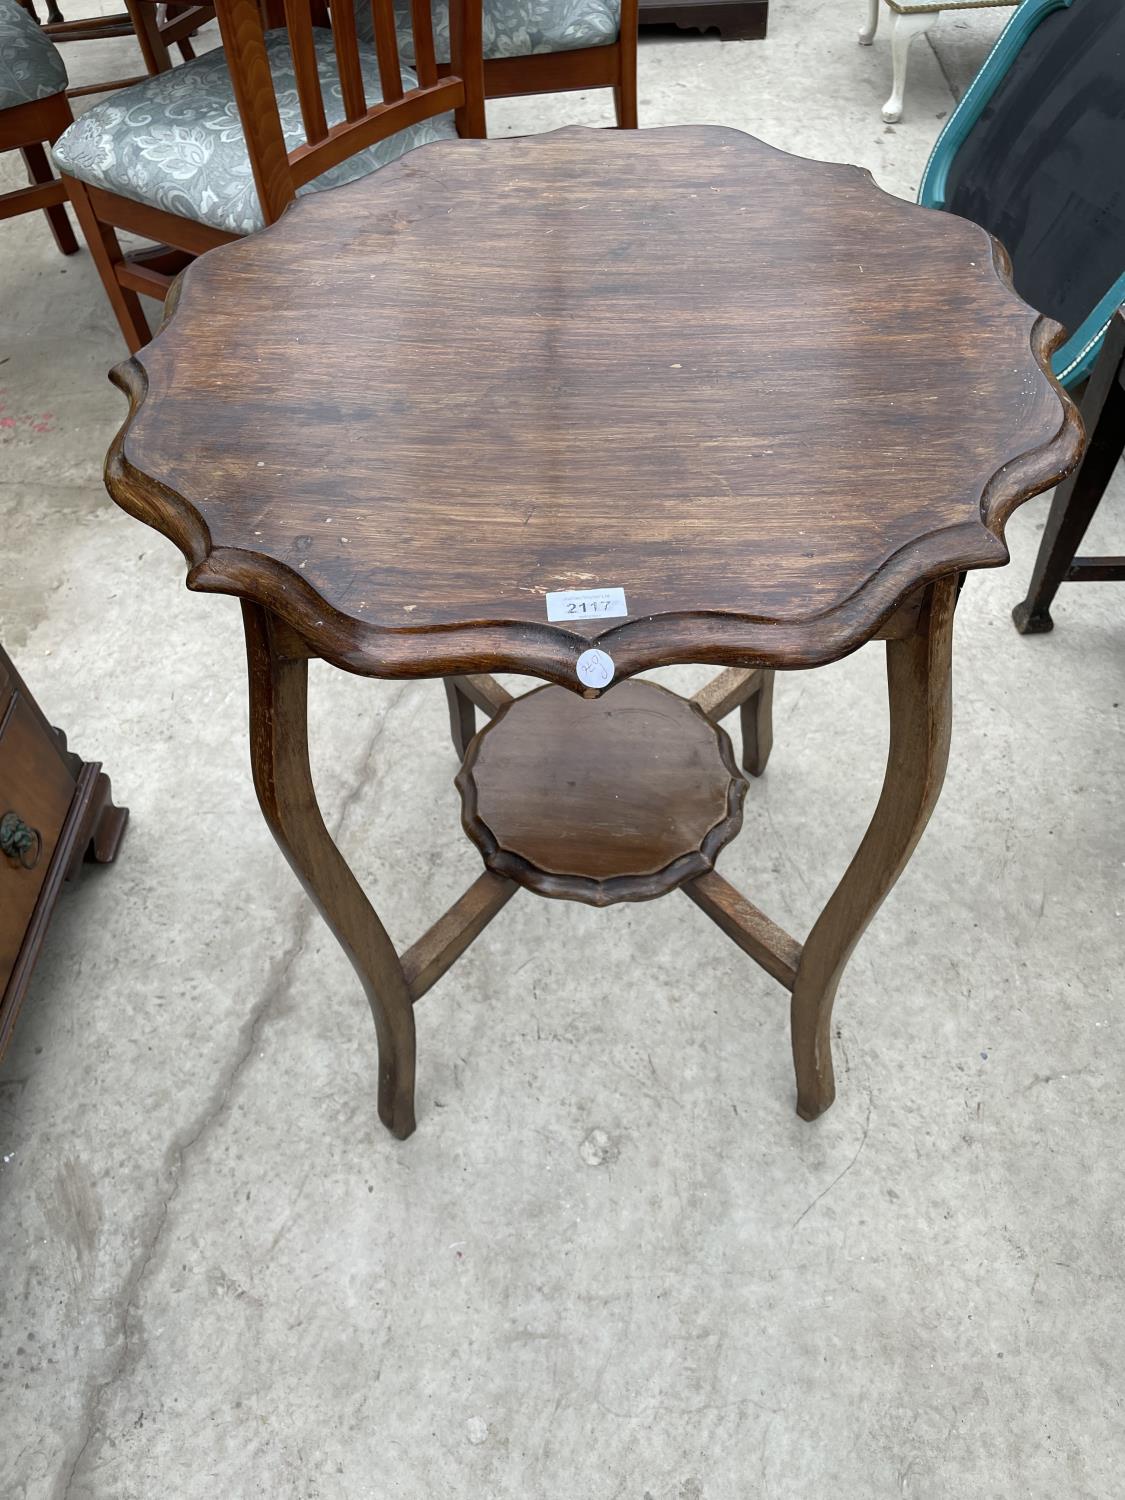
<box><xmin>576</xmin><ymin>648</ymin><xmax>614</xmax><ymax>690</ymax></box>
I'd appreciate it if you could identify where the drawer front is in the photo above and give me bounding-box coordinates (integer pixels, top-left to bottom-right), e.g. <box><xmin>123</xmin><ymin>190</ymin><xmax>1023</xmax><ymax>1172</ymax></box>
<box><xmin>0</xmin><ymin>692</ymin><xmax>76</xmax><ymax>991</ymax></box>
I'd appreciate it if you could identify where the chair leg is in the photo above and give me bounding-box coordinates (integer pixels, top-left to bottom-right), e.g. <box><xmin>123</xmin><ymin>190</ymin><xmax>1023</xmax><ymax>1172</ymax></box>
<box><xmin>858</xmin><ymin>0</ymin><xmax>880</xmax><ymax>45</ymax></box>
<box><xmin>1013</xmin><ymin>348</ymin><xmax>1125</xmax><ymax>634</ymax></box>
<box><xmin>882</xmin><ymin>9</ymin><xmax>934</xmax><ymax>123</ymax></box>
<box><xmin>243</xmin><ymin>603</ymin><xmax>418</xmax><ymax>1140</ymax></box>
<box><xmin>63</xmin><ymin>176</ymin><xmax>152</xmax><ymax>352</ymax></box>
<box><xmin>19</xmin><ymin>143</ymin><xmax>78</xmax><ymax>255</ymax></box>
<box><xmin>614</xmin><ymin>37</ymin><xmax>638</xmax><ymax>128</ymax></box>
<box><xmin>790</xmin><ymin>576</ymin><xmax>956</xmax><ymax>1121</ymax></box>
<box><xmin>126</xmin><ymin>0</ymin><xmax>173</xmax><ymax>71</ymax></box>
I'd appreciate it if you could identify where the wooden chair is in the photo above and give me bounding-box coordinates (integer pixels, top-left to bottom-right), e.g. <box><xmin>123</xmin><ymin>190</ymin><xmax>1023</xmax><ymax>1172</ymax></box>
<box><xmin>1013</xmin><ymin>309</ymin><xmax>1125</xmax><ymax>633</ymax></box>
<box><xmin>1</xmin><ymin>0</ymin><xmax>78</xmax><ymax>254</ymax></box>
<box><xmin>16</xmin><ymin>0</ymin><xmax>217</xmax><ymax>98</ymax></box>
<box><xmin>363</xmin><ymin>0</ymin><xmax>637</xmax><ymax>125</ymax></box>
<box><xmin>918</xmin><ymin>0</ymin><xmax>1125</xmax><ymax>390</ymax></box>
<box><xmin>53</xmin><ymin>0</ymin><xmax>485</xmax><ymax>350</ymax></box>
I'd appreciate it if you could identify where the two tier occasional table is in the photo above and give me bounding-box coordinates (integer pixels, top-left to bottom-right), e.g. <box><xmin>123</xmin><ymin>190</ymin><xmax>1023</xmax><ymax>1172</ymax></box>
<box><xmin>105</xmin><ymin>127</ymin><xmax>1081</xmax><ymax>1142</ymax></box>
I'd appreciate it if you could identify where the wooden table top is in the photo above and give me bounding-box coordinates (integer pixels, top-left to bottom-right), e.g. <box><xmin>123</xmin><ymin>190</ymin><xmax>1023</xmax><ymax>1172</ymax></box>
<box><xmin>107</xmin><ymin>125</ymin><xmax>1082</xmax><ymax>688</ymax></box>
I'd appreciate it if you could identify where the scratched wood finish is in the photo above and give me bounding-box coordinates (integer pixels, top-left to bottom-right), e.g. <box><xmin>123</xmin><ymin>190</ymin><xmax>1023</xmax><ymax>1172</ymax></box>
<box><xmin>457</xmin><ymin>680</ymin><xmax>747</xmax><ymax>905</ymax></box>
<box><xmin>107</xmin><ymin>126</ymin><xmax>1081</xmax><ymax>687</ymax></box>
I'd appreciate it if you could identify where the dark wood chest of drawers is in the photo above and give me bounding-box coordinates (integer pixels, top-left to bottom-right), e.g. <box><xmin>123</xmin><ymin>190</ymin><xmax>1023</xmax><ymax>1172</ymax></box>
<box><xmin>0</xmin><ymin>646</ymin><xmax>126</xmax><ymax>1059</ymax></box>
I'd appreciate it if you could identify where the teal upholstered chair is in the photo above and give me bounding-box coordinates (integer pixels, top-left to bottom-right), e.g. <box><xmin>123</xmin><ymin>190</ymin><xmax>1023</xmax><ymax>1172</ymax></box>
<box><xmin>918</xmin><ymin>0</ymin><xmax>1125</xmax><ymax>389</ymax></box>
<box><xmin>0</xmin><ymin>0</ymin><xmax>77</xmax><ymax>251</ymax></box>
<box><xmin>917</xmin><ymin>0</ymin><xmax>1125</xmax><ymax>629</ymax></box>
<box><xmin>358</xmin><ymin>0</ymin><xmax>638</xmax><ymax>124</ymax></box>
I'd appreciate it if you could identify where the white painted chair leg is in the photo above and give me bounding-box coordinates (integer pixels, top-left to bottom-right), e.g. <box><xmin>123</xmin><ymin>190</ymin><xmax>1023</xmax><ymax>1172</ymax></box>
<box><xmin>883</xmin><ymin>9</ymin><xmax>936</xmax><ymax>121</ymax></box>
<box><xmin>859</xmin><ymin>0</ymin><xmax>880</xmax><ymax>45</ymax></box>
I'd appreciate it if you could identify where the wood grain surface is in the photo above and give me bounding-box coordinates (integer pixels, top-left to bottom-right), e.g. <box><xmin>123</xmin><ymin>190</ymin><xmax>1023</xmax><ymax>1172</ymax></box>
<box><xmin>107</xmin><ymin>125</ymin><xmax>1082</xmax><ymax>687</ymax></box>
<box><xmin>456</xmin><ymin>679</ymin><xmax>746</xmax><ymax>905</ymax></box>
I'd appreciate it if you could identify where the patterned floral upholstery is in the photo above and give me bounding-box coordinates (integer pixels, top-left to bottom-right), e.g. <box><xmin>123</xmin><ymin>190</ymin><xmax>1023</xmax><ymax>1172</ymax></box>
<box><xmin>52</xmin><ymin>28</ymin><xmax>455</xmax><ymax>235</ymax></box>
<box><xmin>0</xmin><ymin>0</ymin><xmax>68</xmax><ymax>111</ymax></box>
<box><xmin>354</xmin><ymin>0</ymin><xmax>620</xmax><ymax>66</ymax></box>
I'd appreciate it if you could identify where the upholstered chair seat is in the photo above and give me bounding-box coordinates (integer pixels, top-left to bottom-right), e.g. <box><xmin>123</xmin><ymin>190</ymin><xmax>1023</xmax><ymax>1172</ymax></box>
<box><xmin>1</xmin><ymin>0</ymin><xmax>68</xmax><ymax>110</ymax></box>
<box><xmin>53</xmin><ymin>26</ymin><xmax>454</xmax><ymax>235</ymax></box>
<box><xmin>358</xmin><ymin>0</ymin><xmax>621</xmax><ymax>66</ymax></box>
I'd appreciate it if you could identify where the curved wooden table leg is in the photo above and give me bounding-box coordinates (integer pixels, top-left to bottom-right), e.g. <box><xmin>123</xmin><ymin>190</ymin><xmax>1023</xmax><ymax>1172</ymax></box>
<box><xmin>790</xmin><ymin>576</ymin><xmax>957</xmax><ymax>1121</ymax></box>
<box><xmin>243</xmin><ymin>603</ymin><xmax>417</xmax><ymax>1139</ymax></box>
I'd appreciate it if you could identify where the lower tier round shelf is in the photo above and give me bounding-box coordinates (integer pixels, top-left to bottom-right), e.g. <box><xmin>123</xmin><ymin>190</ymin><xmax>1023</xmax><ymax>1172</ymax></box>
<box><xmin>455</xmin><ymin>679</ymin><xmax>747</xmax><ymax>906</ymax></box>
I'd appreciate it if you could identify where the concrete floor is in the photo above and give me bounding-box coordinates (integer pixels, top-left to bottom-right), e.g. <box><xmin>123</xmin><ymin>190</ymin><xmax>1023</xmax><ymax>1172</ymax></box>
<box><xmin>2</xmin><ymin>3</ymin><xmax>1124</xmax><ymax>1497</ymax></box>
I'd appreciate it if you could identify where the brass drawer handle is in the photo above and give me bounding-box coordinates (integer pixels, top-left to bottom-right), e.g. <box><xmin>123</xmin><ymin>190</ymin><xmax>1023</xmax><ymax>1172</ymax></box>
<box><xmin>0</xmin><ymin>811</ymin><xmax>41</xmax><ymax>871</ymax></box>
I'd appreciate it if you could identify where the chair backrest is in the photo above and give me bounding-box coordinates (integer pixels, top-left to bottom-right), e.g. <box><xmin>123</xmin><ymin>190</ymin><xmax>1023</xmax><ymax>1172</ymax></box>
<box><xmin>215</xmin><ymin>0</ymin><xmax>484</xmax><ymax>227</ymax></box>
<box><xmin>919</xmin><ymin>0</ymin><xmax>1125</xmax><ymax>387</ymax></box>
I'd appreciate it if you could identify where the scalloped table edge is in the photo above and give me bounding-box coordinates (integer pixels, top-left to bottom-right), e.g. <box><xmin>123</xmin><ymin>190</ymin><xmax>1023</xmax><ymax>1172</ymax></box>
<box><xmin>103</xmin><ymin>127</ymin><xmax>1085</xmax><ymax>693</ymax></box>
<box><xmin>105</xmin><ymin>326</ymin><xmax>1082</xmax><ymax>691</ymax></box>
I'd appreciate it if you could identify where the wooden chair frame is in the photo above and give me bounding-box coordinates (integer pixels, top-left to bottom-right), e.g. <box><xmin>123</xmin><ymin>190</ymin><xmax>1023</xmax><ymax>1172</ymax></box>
<box><xmin>17</xmin><ymin>0</ymin><xmax>217</xmax><ymax>97</ymax></box>
<box><xmin>1013</xmin><ymin>307</ymin><xmax>1125</xmax><ymax>633</ymax></box>
<box><xmin>60</xmin><ymin>0</ymin><xmax>486</xmax><ymax>352</ymax></box>
<box><xmin>435</xmin><ymin>0</ymin><xmax>638</xmax><ymax>128</ymax></box>
<box><xmin>0</xmin><ymin>90</ymin><xmax>78</xmax><ymax>255</ymax></box>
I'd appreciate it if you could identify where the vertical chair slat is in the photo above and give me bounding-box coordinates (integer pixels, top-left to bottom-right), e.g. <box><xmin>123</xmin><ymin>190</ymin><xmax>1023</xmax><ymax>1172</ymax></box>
<box><xmin>369</xmin><ymin>0</ymin><xmax>404</xmax><ymax>103</ymax></box>
<box><xmin>215</xmin><ymin>0</ymin><xmax>294</xmax><ymax>224</ymax></box>
<box><xmin>328</xmin><ymin>0</ymin><xmax>367</xmax><ymax>120</ymax></box>
<box><xmin>409</xmin><ymin>0</ymin><xmax>437</xmax><ymax>88</ymax></box>
<box><xmin>284</xmin><ymin>0</ymin><xmax>330</xmax><ymax>143</ymax></box>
